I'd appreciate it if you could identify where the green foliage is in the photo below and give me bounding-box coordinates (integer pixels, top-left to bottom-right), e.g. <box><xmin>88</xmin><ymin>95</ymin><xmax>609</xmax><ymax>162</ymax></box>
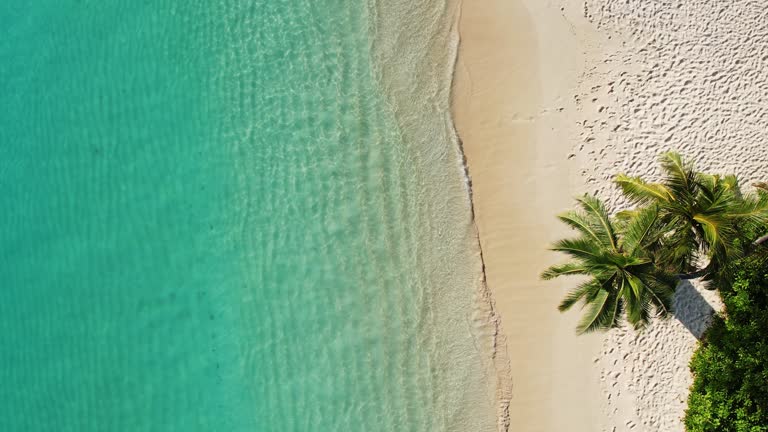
<box><xmin>543</xmin><ymin>151</ymin><xmax>768</xmax><ymax>427</ymax></box>
<box><xmin>544</xmin><ymin>152</ymin><xmax>768</xmax><ymax>336</ymax></box>
<box><xmin>541</xmin><ymin>196</ymin><xmax>676</xmax><ymax>334</ymax></box>
<box><xmin>684</xmin><ymin>250</ymin><xmax>768</xmax><ymax>432</ymax></box>
<box><xmin>615</xmin><ymin>152</ymin><xmax>768</xmax><ymax>278</ymax></box>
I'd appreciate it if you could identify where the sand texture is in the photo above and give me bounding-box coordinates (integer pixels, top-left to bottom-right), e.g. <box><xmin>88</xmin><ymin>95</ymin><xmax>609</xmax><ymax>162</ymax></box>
<box><xmin>452</xmin><ymin>2</ymin><xmax>602</xmax><ymax>431</ymax></box>
<box><xmin>452</xmin><ymin>0</ymin><xmax>768</xmax><ymax>431</ymax></box>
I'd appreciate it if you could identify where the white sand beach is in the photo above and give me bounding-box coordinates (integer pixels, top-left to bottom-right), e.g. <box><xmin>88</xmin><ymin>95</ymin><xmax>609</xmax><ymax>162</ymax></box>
<box><xmin>452</xmin><ymin>1</ymin><xmax>768</xmax><ymax>431</ymax></box>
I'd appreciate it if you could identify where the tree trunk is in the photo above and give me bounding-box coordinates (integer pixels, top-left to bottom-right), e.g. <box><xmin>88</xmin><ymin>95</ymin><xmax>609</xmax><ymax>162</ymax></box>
<box><xmin>677</xmin><ymin>268</ymin><xmax>709</xmax><ymax>280</ymax></box>
<box><xmin>675</xmin><ymin>234</ymin><xmax>767</xmax><ymax>284</ymax></box>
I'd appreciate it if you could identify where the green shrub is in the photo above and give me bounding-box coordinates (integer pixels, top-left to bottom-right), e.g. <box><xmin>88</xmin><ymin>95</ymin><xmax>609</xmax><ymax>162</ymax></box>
<box><xmin>685</xmin><ymin>250</ymin><xmax>768</xmax><ymax>431</ymax></box>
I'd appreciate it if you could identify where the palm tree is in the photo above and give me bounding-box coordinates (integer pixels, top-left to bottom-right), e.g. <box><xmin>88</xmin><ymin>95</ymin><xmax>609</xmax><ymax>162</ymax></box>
<box><xmin>752</xmin><ymin>183</ymin><xmax>768</xmax><ymax>246</ymax></box>
<box><xmin>541</xmin><ymin>195</ymin><xmax>677</xmax><ymax>334</ymax></box>
<box><xmin>615</xmin><ymin>152</ymin><xmax>768</xmax><ymax>279</ymax></box>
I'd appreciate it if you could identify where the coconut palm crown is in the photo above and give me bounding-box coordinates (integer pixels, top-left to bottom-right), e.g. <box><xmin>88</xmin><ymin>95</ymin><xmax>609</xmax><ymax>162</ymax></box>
<box><xmin>615</xmin><ymin>152</ymin><xmax>768</xmax><ymax>279</ymax></box>
<box><xmin>541</xmin><ymin>195</ymin><xmax>677</xmax><ymax>334</ymax></box>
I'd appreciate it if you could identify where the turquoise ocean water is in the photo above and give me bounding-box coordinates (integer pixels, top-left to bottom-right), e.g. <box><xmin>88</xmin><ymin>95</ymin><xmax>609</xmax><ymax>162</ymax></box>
<box><xmin>1</xmin><ymin>1</ymin><xmax>499</xmax><ymax>430</ymax></box>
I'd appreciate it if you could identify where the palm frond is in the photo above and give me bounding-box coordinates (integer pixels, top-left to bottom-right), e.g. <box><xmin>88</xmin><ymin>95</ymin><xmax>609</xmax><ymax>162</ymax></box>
<box><xmin>615</xmin><ymin>174</ymin><xmax>673</xmax><ymax>204</ymax></box>
<box><xmin>656</xmin><ymin>217</ymin><xmax>700</xmax><ymax>272</ymax></box>
<box><xmin>541</xmin><ymin>262</ymin><xmax>588</xmax><ymax>280</ymax></box>
<box><xmin>576</xmin><ymin>285</ymin><xmax>619</xmax><ymax>334</ymax></box>
<box><xmin>558</xmin><ymin>279</ymin><xmax>601</xmax><ymax>312</ymax></box>
<box><xmin>727</xmin><ymin>194</ymin><xmax>768</xmax><ymax>224</ymax></box>
<box><xmin>693</xmin><ymin>213</ymin><xmax>726</xmax><ymax>250</ymax></box>
<box><xmin>644</xmin><ymin>272</ymin><xmax>676</xmax><ymax>318</ymax></box>
<box><xmin>616</xmin><ymin>210</ymin><xmax>640</xmax><ymax>221</ymax></box>
<box><xmin>576</xmin><ymin>195</ymin><xmax>619</xmax><ymax>251</ymax></box>
<box><xmin>557</xmin><ymin>210</ymin><xmax>608</xmax><ymax>248</ymax></box>
<box><xmin>625</xmin><ymin>272</ymin><xmax>645</xmax><ymax>304</ymax></box>
<box><xmin>616</xmin><ymin>276</ymin><xmax>640</xmax><ymax>326</ymax></box>
<box><xmin>721</xmin><ymin>174</ymin><xmax>742</xmax><ymax>198</ymax></box>
<box><xmin>696</xmin><ymin>173</ymin><xmax>720</xmax><ymax>195</ymax></box>
<box><xmin>660</xmin><ymin>151</ymin><xmax>696</xmax><ymax>195</ymax></box>
<box><xmin>551</xmin><ymin>237</ymin><xmax>604</xmax><ymax>261</ymax></box>
<box><xmin>628</xmin><ymin>292</ymin><xmax>652</xmax><ymax>330</ymax></box>
<box><xmin>693</xmin><ymin>212</ymin><xmax>740</xmax><ymax>265</ymax></box>
<box><xmin>620</xmin><ymin>205</ymin><xmax>661</xmax><ymax>255</ymax></box>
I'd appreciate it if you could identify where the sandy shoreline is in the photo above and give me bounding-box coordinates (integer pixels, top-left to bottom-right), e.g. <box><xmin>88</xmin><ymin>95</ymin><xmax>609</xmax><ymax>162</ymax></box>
<box><xmin>452</xmin><ymin>1</ymin><xmax>768</xmax><ymax>431</ymax></box>
<box><xmin>451</xmin><ymin>2</ymin><xmax>602</xmax><ymax>431</ymax></box>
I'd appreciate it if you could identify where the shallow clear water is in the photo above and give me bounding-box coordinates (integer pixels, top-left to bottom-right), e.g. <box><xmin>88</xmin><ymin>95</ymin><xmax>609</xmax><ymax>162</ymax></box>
<box><xmin>0</xmin><ymin>1</ymin><xmax>498</xmax><ymax>430</ymax></box>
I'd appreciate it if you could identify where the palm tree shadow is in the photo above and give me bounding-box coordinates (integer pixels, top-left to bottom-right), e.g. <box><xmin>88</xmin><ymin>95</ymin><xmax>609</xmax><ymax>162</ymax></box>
<box><xmin>673</xmin><ymin>281</ymin><xmax>717</xmax><ymax>339</ymax></box>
